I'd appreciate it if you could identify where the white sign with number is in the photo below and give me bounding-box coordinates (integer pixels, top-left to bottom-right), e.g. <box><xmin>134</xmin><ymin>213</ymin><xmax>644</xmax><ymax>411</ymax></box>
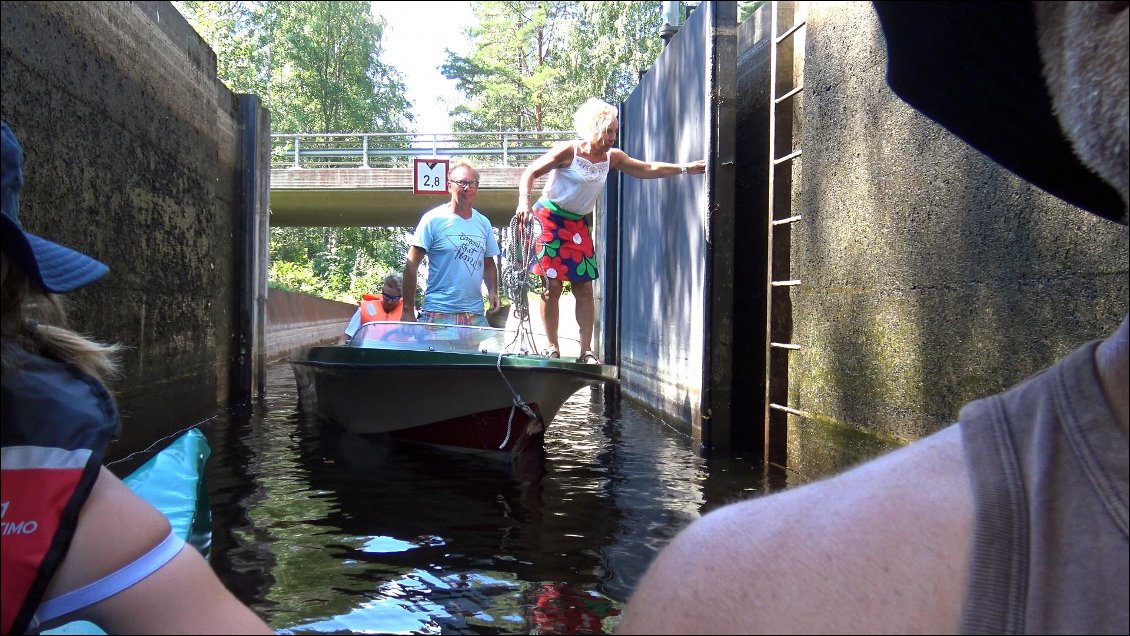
<box><xmin>413</xmin><ymin>158</ymin><xmax>449</xmax><ymax>195</ymax></box>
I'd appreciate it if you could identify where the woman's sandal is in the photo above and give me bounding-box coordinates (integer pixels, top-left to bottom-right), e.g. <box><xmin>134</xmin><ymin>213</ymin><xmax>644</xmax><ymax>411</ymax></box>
<box><xmin>542</xmin><ymin>345</ymin><xmax>560</xmax><ymax>359</ymax></box>
<box><xmin>576</xmin><ymin>350</ymin><xmax>603</xmax><ymax>365</ymax></box>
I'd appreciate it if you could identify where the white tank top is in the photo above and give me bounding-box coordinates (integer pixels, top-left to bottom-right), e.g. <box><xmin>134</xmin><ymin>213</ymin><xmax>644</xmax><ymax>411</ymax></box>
<box><xmin>541</xmin><ymin>142</ymin><xmax>611</xmax><ymax>215</ymax></box>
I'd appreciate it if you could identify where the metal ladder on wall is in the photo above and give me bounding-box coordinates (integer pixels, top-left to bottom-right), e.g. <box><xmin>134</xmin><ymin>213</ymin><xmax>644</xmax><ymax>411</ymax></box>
<box><xmin>764</xmin><ymin>1</ymin><xmax>807</xmax><ymax>470</ymax></box>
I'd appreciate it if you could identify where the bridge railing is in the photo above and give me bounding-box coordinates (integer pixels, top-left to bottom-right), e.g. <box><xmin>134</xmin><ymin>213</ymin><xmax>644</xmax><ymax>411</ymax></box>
<box><xmin>271</xmin><ymin>131</ymin><xmax>578</xmax><ymax>170</ymax></box>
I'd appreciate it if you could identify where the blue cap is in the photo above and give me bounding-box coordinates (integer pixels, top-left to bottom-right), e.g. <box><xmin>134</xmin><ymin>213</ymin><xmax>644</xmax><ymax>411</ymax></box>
<box><xmin>1</xmin><ymin>120</ymin><xmax>109</xmax><ymax>293</ymax></box>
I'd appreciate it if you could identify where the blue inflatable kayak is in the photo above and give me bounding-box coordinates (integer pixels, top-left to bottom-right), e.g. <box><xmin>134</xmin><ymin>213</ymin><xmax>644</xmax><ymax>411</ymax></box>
<box><xmin>42</xmin><ymin>429</ymin><xmax>211</xmax><ymax>635</ymax></box>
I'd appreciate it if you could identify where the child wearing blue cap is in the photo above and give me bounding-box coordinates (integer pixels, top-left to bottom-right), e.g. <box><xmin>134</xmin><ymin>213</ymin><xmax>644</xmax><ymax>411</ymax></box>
<box><xmin>1</xmin><ymin>121</ymin><xmax>272</xmax><ymax>634</ymax></box>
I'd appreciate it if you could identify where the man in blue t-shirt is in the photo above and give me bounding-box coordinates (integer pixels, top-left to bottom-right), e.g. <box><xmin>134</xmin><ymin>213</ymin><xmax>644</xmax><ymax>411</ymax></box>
<box><xmin>402</xmin><ymin>160</ymin><xmax>500</xmax><ymax>327</ymax></box>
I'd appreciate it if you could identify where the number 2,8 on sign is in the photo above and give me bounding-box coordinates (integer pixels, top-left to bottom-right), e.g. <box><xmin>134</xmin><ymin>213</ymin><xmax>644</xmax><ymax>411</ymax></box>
<box><xmin>413</xmin><ymin>158</ymin><xmax>449</xmax><ymax>195</ymax></box>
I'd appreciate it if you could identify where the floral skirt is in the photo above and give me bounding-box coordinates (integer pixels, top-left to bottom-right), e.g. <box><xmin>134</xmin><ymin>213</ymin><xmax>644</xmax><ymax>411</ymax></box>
<box><xmin>529</xmin><ymin>199</ymin><xmax>599</xmax><ymax>282</ymax></box>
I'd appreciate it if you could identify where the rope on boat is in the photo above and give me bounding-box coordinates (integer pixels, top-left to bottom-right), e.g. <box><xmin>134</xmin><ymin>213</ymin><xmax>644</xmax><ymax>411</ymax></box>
<box><xmin>500</xmin><ymin>213</ymin><xmax>545</xmax><ymax>355</ymax></box>
<box><xmin>105</xmin><ymin>416</ymin><xmax>217</xmax><ymax>467</ymax></box>
<box><xmin>495</xmin><ymin>352</ymin><xmax>541</xmax><ymax>449</ymax></box>
<box><xmin>493</xmin><ymin>214</ymin><xmax>547</xmax><ymax>450</ymax></box>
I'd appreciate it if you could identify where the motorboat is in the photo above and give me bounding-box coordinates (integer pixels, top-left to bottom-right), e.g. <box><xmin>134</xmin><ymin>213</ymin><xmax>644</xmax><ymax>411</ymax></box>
<box><xmin>289</xmin><ymin>321</ymin><xmax>618</xmax><ymax>461</ymax></box>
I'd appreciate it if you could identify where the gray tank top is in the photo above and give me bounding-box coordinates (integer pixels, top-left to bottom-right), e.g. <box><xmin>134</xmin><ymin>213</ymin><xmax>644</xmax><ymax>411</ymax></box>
<box><xmin>959</xmin><ymin>339</ymin><xmax>1128</xmax><ymax>634</ymax></box>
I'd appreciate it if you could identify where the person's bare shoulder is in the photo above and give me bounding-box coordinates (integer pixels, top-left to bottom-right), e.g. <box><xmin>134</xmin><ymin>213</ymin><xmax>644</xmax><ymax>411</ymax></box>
<box><xmin>548</xmin><ymin>139</ymin><xmax>576</xmax><ymax>166</ymax></box>
<box><xmin>617</xmin><ymin>424</ymin><xmax>972</xmax><ymax>635</ymax></box>
<box><xmin>522</xmin><ymin>140</ymin><xmax>573</xmax><ymax>179</ymax></box>
<box><xmin>45</xmin><ymin>466</ymin><xmax>173</xmax><ymax>596</ymax></box>
<box><xmin>45</xmin><ymin>467</ymin><xmax>273</xmax><ymax>633</ymax></box>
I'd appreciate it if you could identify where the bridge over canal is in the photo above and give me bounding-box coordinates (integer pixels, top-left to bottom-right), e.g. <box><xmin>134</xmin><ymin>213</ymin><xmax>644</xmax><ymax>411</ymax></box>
<box><xmin>270</xmin><ymin>130</ymin><xmax>568</xmax><ymax>227</ymax></box>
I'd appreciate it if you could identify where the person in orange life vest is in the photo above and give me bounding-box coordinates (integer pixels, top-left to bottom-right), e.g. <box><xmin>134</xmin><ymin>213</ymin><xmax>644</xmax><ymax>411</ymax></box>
<box><xmin>340</xmin><ymin>273</ymin><xmax>405</xmax><ymax>345</ymax></box>
<box><xmin>0</xmin><ymin>121</ymin><xmax>272</xmax><ymax>634</ymax></box>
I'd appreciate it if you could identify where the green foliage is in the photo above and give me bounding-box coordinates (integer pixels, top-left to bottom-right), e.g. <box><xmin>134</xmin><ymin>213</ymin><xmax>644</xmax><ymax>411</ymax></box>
<box><xmin>739</xmin><ymin>2</ymin><xmax>764</xmax><ymax>24</ymax></box>
<box><xmin>267</xmin><ymin>260</ymin><xmax>321</xmax><ymax>295</ymax></box>
<box><xmin>441</xmin><ymin>2</ymin><xmax>576</xmax><ymax>132</ymax></box>
<box><xmin>176</xmin><ymin>1</ymin><xmax>413</xmax><ymax>133</ymax></box>
<box><xmin>442</xmin><ymin>1</ymin><xmax>665</xmax><ymax>132</ymax></box>
<box><xmin>175</xmin><ymin>2</ymin><xmax>271</xmax><ymax>96</ymax></box>
<box><xmin>557</xmin><ymin>2</ymin><xmax>665</xmax><ymax>109</ymax></box>
<box><xmin>174</xmin><ymin>1</ymin><xmax>415</xmax><ymax>301</ymax></box>
<box><xmin>267</xmin><ymin>226</ymin><xmax>410</xmax><ymax>302</ymax></box>
<box><xmin>262</xmin><ymin>1</ymin><xmax>413</xmax><ymax>133</ymax></box>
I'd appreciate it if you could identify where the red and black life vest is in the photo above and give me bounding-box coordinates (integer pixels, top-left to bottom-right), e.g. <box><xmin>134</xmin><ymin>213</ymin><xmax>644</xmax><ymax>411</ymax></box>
<box><xmin>1</xmin><ymin>351</ymin><xmax>118</xmax><ymax>634</ymax></box>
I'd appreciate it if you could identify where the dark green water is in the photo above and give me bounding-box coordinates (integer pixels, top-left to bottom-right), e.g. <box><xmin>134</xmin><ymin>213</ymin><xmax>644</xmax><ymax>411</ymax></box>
<box><xmin>194</xmin><ymin>362</ymin><xmax>865</xmax><ymax>634</ymax></box>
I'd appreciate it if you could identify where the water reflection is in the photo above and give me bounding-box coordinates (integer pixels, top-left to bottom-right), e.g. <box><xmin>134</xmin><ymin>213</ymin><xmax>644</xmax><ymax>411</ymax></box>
<box><xmin>198</xmin><ymin>363</ymin><xmax>813</xmax><ymax>634</ymax></box>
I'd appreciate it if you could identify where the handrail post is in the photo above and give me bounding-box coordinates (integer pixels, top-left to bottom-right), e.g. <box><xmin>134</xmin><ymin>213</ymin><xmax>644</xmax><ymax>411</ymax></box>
<box><xmin>502</xmin><ymin>132</ymin><xmax>509</xmax><ymax>166</ymax></box>
<box><xmin>361</xmin><ymin>134</ymin><xmax>369</xmax><ymax>168</ymax></box>
<box><xmin>292</xmin><ymin>135</ymin><xmax>300</xmax><ymax>169</ymax></box>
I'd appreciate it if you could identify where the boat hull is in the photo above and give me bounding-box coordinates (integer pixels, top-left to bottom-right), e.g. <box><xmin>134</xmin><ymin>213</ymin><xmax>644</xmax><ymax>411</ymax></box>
<box><xmin>387</xmin><ymin>403</ymin><xmax>547</xmax><ymax>457</ymax></box>
<box><xmin>290</xmin><ymin>344</ymin><xmax>617</xmax><ymax>459</ymax></box>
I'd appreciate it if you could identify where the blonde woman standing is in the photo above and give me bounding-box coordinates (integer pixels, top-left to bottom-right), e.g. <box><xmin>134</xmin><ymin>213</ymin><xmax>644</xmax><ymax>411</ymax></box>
<box><xmin>515</xmin><ymin>98</ymin><xmax>706</xmax><ymax>364</ymax></box>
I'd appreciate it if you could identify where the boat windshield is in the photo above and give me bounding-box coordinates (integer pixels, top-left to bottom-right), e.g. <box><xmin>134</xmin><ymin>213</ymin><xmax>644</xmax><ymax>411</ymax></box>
<box><xmin>348</xmin><ymin>321</ymin><xmax>519</xmax><ymax>355</ymax></box>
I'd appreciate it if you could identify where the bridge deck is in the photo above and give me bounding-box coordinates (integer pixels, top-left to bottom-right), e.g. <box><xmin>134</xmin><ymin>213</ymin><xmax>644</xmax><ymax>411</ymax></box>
<box><xmin>270</xmin><ymin>166</ymin><xmax>547</xmax><ymax>227</ymax></box>
<box><xmin>269</xmin><ymin>131</ymin><xmax>567</xmax><ymax>227</ymax></box>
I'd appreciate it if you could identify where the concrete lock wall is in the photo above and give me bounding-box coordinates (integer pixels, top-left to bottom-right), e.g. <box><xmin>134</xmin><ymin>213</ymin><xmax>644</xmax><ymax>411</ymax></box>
<box><xmin>266</xmin><ymin>289</ymin><xmax>356</xmax><ymax>363</ymax></box>
<box><xmin>779</xmin><ymin>3</ymin><xmax>1128</xmax><ymax>476</ymax></box>
<box><xmin>1</xmin><ymin>1</ymin><xmax>269</xmax><ymax>459</ymax></box>
<box><xmin>614</xmin><ymin>1</ymin><xmax>1125</xmax><ymax>472</ymax></box>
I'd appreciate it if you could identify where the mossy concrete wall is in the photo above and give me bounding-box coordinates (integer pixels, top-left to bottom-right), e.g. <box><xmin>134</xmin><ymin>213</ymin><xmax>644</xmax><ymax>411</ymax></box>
<box><xmin>781</xmin><ymin>2</ymin><xmax>1128</xmax><ymax>475</ymax></box>
<box><xmin>1</xmin><ymin>1</ymin><xmax>269</xmax><ymax>460</ymax></box>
